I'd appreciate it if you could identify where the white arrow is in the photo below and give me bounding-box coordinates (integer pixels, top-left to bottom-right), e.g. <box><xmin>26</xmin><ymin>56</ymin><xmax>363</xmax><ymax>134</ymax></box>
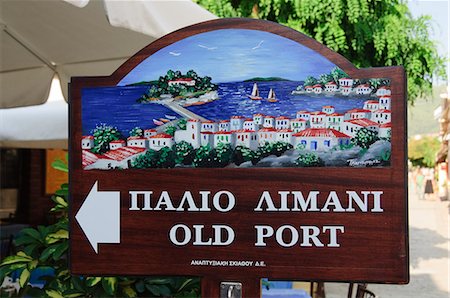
<box><xmin>75</xmin><ymin>181</ymin><xmax>120</xmax><ymax>254</ymax></box>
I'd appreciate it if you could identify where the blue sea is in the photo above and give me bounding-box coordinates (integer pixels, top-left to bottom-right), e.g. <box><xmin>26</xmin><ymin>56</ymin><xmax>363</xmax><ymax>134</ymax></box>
<box><xmin>82</xmin><ymin>81</ymin><xmax>369</xmax><ymax>136</ymax></box>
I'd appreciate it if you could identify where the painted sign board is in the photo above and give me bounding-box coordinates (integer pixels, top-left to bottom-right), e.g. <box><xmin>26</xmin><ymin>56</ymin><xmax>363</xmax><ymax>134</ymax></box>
<box><xmin>70</xmin><ymin>18</ymin><xmax>408</xmax><ymax>296</ymax></box>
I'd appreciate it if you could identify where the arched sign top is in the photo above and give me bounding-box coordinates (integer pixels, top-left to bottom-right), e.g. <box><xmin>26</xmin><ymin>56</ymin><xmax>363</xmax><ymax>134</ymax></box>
<box><xmin>70</xmin><ymin>18</ymin><xmax>408</xmax><ymax>295</ymax></box>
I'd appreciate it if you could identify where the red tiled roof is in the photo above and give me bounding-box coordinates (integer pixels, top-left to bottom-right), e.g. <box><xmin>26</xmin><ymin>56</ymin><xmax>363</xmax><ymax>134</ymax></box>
<box><xmin>215</xmin><ymin>131</ymin><xmax>232</xmax><ymax>135</ymax></box>
<box><xmin>103</xmin><ymin>147</ymin><xmax>146</xmax><ymax>161</ymax></box>
<box><xmin>258</xmin><ymin>128</ymin><xmax>277</xmax><ymax>132</ymax></box>
<box><xmin>127</xmin><ymin>136</ymin><xmax>146</xmax><ymax>140</ymax></box>
<box><xmin>310</xmin><ymin>111</ymin><xmax>326</xmax><ymax>116</ymax></box>
<box><xmin>82</xmin><ymin>135</ymin><xmax>94</xmax><ymax>139</ymax></box>
<box><xmin>277</xmin><ymin>129</ymin><xmax>293</xmax><ymax>133</ymax></box>
<box><xmin>219</xmin><ymin>120</ymin><xmax>230</xmax><ymax>123</ymax></box>
<box><xmin>304</xmin><ymin>85</ymin><xmax>313</xmax><ymax>88</ymax></box>
<box><xmin>149</xmin><ymin>133</ymin><xmax>173</xmax><ymax>139</ymax></box>
<box><xmin>380</xmin><ymin>122</ymin><xmax>392</xmax><ymax>128</ymax></box>
<box><xmin>378</xmin><ymin>86</ymin><xmax>390</xmax><ymax>90</ymax></box>
<box><xmin>297</xmin><ymin>110</ymin><xmax>310</xmax><ymax>114</ymax></box>
<box><xmin>291</xmin><ymin>118</ymin><xmax>307</xmax><ymax>122</ymax></box>
<box><xmin>188</xmin><ymin>118</ymin><xmax>201</xmax><ymax>122</ymax></box>
<box><xmin>276</xmin><ymin>116</ymin><xmax>290</xmax><ymax>120</ymax></box>
<box><xmin>323</xmin><ymin>105</ymin><xmax>334</xmax><ymax>108</ymax></box>
<box><xmin>231</xmin><ymin>116</ymin><xmax>245</xmax><ymax>119</ymax></box>
<box><xmin>202</xmin><ymin>120</ymin><xmax>215</xmax><ymax>123</ymax></box>
<box><xmin>364</xmin><ymin>100</ymin><xmax>379</xmax><ymax>104</ymax></box>
<box><xmin>328</xmin><ymin>113</ymin><xmax>343</xmax><ymax>116</ymax></box>
<box><xmin>346</xmin><ymin>108</ymin><xmax>371</xmax><ymax>113</ymax></box>
<box><xmin>264</xmin><ymin>115</ymin><xmax>275</xmax><ymax>119</ymax></box>
<box><xmin>313</xmin><ymin>84</ymin><xmax>322</xmax><ymax>88</ymax></box>
<box><xmin>326</xmin><ymin>81</ymin><xmax>337</xmax><ymax>85</ymax></box>
<box><xmin>345</xmin><ymin>119</ymin><xmax>379</xmax><ymax>127</ymax></box>
<box><xmin>357</xmin><ymin>84</ymin><xmax>370</xmax><ymax>88</ymax></box>
<box><xmin>339</xmin><ymin>78</ymin><xmax>352</xmax><ymax>81</ymax></box>
<box><xmin>201</xmin><ymin>131</ymin><xmax>214</xmax><ymax>134</ymax></box>
<box><xmin>82</xmin><ymin>150</ymin><xmax>100</xmax><ymax>167</ymax></box>
<box><xmin>234</xmin><ymin>129</ymin><xmax>256</xmax><ymax>133</ymax></box>
<box><xmin>110</xmin><ymin>140</ymin><xmax>125</xmax><ymax>144</ymax></box>
<box><xmin>293</xmin><ymin>128</ymin><xmax>350</xmax><ymax>138</ymax></box>
<box><xmin>169</xmin><ymin>78</ymin><xmax>194</xmax><ymax>82</ymax></box>
<box><xmin>373</xmin><ymin>109</ymin><xmax>391</xmax><ymax>114</ymax></box>
<box><xmin>244</xmin><ymin>118</ymin><xmax>253</xmax><ymax>122</ymax></box>
<box><xmin>253</xmin><ymin>113</ymin><xmax>265</xmax><ymax>116</ymax></box>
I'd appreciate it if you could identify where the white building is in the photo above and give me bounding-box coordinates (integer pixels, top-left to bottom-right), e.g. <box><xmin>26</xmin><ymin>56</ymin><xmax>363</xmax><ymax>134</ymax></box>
<box><xmin>201</xmin><ymin>120</ymin><xmax>218</xmax><ymax>133</ymax></box>
<box><xmin>243</xmin><ymin>119</ymin><xmax>257</xmax><ymax>131</ymax></box>
<box><xmin>149</xmin><ymin>133</ymin><xmax>174</xmax><ymax>150</ymax></box>
<box><xmin>276</xmin><ymin>129</ymin><xmax>293</xmax><ymax>144</ymax></box>
<box><xmin>345</xmin><ymin>108</ymin><xmax>372</xmax><ymax>120</ymax></box>
<box><xmin>309</xmin><ymin>111</ymin><xmax>327</xmax><ymax>128</ymax></box>
<box><xmin>230</xmin><ymin>116</ymin><xmax>245</xmax><ymax>131</ymax></box>
<box><xmin>275</xmin><ymin>116</ymin><xmax>291</xmax><ymax>130</ymax></box>
<box><xmin>235</xmin><ymin>130</ymin><xmax>258</xmax><ymax>151</ymax></box>
<box><xmin>200</xmin><ymin>131</ymin><xmax>214</xmax><ymax>147</ymax></box>
<box><xmin>144</xmin><ymin>129</ymin><xmax>157</xmax><ymax>138</ymax></box>
<box><xmin>376</xmin><ymin>86</ymin><xmax>391</xmax><ymax>97</ymax></box>
<box><xmin>322</xmin><ymin>105</ymin><xmax>335</xmax><ymax>114</ymax></box>
<box><xmin>293</xmin><ymin>128</ymin><xmax>351</xmax><ymax>151</ymax></box>
<box><xmin>379</xmin><ymin>122</ymin><xmax>392</xmax><ymax>139</ymax></box>
<box><xmin>355</xmin><ymin>84</ymin><xmax>372</xmax><ymax>95</ymax></box>
<box><xmin>174</xmin><ymin>118</ymin><xmax>202</xmax><ymax>148</ymax></box>
<box><xmin>127</xmin><ymin>136</ymin><xmax>148</xmax><ymax>148</ymax></box>
<box><xmin>253</xmin><ymin>113</ymin><xmax>265</xmax><ymax>126</ymax></box>
<box><xmin>363</xmin><ymin>100</ymin><xmax>380</xmax><ymax>111</ymax></box>
<box><xmin>290</xmin><ymin>119</ymin><xmax>308</xmax><ymax>133</ymax></box>
<box><xmin>340</xmin><ymin>86</ymin><xmax>352</xmax><ymax>96</ymax></box>
<box><xmin>109</xmin><ymin>140</ymin><xmax>126</xmax><ymax>150</ymax></box>
<box><xmin>263</xmin><ymin>116</ymin><xmax>276</xmax><ymax>128</ymax></box>
<box><xmin>324</xmin><ymin>81</ymin><xmax>338</xmax><ymax>92</ymax></box>
<box><xmin>313</xmin><ymin>84</ymin><xmax>323</xmax><ymax>94</ymax></box>
<box><xmin>338</xmin><ymin>77</ymin><xmax>353</xmax><ymax>87</ymax></box>
<box><xmin>218</xmin><ymin>120</ymin><xmax>230</xmax><ymax>132</ymax></box>
<box><xmin>371</xmin><ymin>109</ymin><xmax>391</xmax><ymax>124</ymax></box>
<box><xmin>326</xmin><ymin>113</ymin><xmax>344</xmax><ymax>131</ymax></box>
<box><xmin>258</xmin><ymin>128</ymin><xmax>277</xmax><ymax>145</ymax></box>
<box><xmin>296</xmin><ymin>111</ymin><xmax>310</xmax><ymax>121</ymax></box>
<box><xmin>305</xmin><ymin>85</ymin><xmax>313</xmax><ymax>93</ymax></box>
<box><xmin>214</xmin><ymin>131</ymin><xmax>235</xmax><ymax>147</ymax></box>
<box><xmin>82</xmin><ymin>136</ymin><xmax>94</xmax><ymax>150</ymax></box>
<box><xmin>168</xmin><ymin>78</ymin><xmax>195</xmax><ymax>87</ymax></box>
<box><xmin>379</xmin><ymin>95</ymin><xmax>391</xmax><ymax>110</ymax></box>
<box><xmin>342</xmin><ymin>119</ymin><xmax>379</xmax><ymax>137</ymax></box>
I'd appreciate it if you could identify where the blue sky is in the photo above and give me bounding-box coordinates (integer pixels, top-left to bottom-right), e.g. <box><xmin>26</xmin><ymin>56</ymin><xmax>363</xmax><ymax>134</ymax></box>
<box><xmin>119</xmin><ymin>29</ymin><xmax>337</xmax><ymax>85</ymax></box>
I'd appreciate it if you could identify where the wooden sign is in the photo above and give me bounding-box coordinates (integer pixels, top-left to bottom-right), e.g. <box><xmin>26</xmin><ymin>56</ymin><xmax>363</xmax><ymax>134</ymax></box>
<box><xmin>70</xmin><ymin>18</ymin><xmax>408</xmax><ymax>296</ymax></box>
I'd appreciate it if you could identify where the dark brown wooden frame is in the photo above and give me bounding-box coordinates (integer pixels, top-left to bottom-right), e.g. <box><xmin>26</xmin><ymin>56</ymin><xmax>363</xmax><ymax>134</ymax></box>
<box><xmin>70</xmin><ymin>18</ymin><xmax>408</xmax><ymax>297</ymax></box>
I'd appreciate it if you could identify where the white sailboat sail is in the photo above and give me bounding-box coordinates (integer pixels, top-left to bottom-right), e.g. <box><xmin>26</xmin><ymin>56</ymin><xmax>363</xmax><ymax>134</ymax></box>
<box><xmin>268</xmin><ymin>88</ymin><xmax>275</xmax><ymax>99</ymax></box>
<box><xmin>252</xmin><ymin>83</ymin><xmax>259</xmax><ymax>97</ymax></box>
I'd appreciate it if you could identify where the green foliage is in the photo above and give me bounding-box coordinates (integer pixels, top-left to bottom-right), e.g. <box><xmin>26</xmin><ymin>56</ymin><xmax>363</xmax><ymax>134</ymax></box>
<box><xmin>408</xmin><ymin>135</ymin><xmax>440</xmax><ymax>168</ymax></box>
<box><xmin>303</xmin><ymin>75</ymin><xmax>317</xmax><ymax>86</ymax></box>
<box><xmin>195</xmin><ymin>0</ymin><xmax>446</xmax><ymax>102</ymax></box>
<box><xmin>131</xmin><ymin>148</ymin><xmax>176</xmax><ymax>169</ymax></box>
<box><xmin>140</xmin><ymin>69</ymin><xmax>218</xmax><ymax>101</ymax></box>
<box><xmin>258</xmin><ymin>141</ymin><xmax>293</xmax><ymax>158</ymax></box>
<box><xmin>177</xmin><ymin>119</ymin><xmax>187</xmax><ymax>130</ymax></box>
<box><xmin>165</xmin><ymin>125</ymin><xmax>177</xmax><ymax>136</ymax></box>
<box><xmin>192</xmin><ymin>145</ymin><xmax>215</xmax><ymax>167</ymax></box>
<box><xmin>156</xmin><ymin>147</ymin><xmax>176</xmax><ymax>168</ymax></box>
<box><xmin>351</xmin><ymin>128</ymin><xmax>379</xmax><ymax>149</ymax></box>
<box><xmin>295</xmin><ymin>152</ymin><xmax>324</xmax><ymax>167</ymax></box>
<box><xmin>91</xmin><ymin>124</ymin><xmax>122</xmax><ymax>154</ymax></box>
<box><xmin>129</xmin><ymin>127</ymin><xmax>144</xmax><ymax>137</ymax></box>
<box><xmin>174</xmin><ymin>141</ymin><xmax>196</xmax><ymax>165</ymax></box>
<box><xmin>214</xmin><ymin>143</ymin><xmax>233</xmax><ymax>167</ymax></box>
<box><xmin>232</xmin><ymin>145</ymin><xmax>258</xmax><ymax>165</ymax></box>
<box><xmin>0</xmin><ymin>155</ymin><xmax>200</xmax><ymax>297</ymax></box>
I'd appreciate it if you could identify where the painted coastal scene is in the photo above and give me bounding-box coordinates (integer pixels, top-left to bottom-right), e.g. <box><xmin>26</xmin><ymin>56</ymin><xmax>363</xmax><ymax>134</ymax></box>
<box><xmin>81</xmin><ymin>29</ymin><xmax>392</xmax><ymax>170</ymax></box>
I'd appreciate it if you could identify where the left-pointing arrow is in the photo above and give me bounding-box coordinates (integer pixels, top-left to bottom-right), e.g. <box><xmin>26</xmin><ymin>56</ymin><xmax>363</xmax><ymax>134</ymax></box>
<box><xmin>75</xmin><ymin>181</ymin><xmax>120</xmax><ymax>254</ymax></box>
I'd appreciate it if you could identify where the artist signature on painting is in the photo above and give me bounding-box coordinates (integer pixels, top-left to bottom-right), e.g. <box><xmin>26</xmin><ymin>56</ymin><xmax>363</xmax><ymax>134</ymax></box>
<box><xmin>190</xmin><ymin>260</ymin><xmax>266</xmax><ymax>267</ymax></box>
<box><xmin>348</xmin><ymin>159</ymin><xmax>381</xmax><ymax>167</ymax></box>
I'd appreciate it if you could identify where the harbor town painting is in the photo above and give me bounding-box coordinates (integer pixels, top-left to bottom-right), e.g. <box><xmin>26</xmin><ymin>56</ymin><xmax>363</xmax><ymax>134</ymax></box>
<box><xmin>81</xmin><ymin>29</ymin><xmax>392</xmax><ymax>170</ymax></box>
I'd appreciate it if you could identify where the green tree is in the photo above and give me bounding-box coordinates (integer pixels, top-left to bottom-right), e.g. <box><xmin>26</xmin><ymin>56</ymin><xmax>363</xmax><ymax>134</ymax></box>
<box><xmin>214</xmin><ymin>143</ymin><xmax>233</xmax><ymax>167</ymax></box>
<box><xmin>193</xmin><ymin>145</ymin><xmax>215</xmax><ymax>167</ymax></box>
<box><xmin>129</xmin><ymin>127</ymin><xmax>144</xmax><ymax>137</ymax></box>
<box><xmin>351</xmin><ymin>128</ymin><xmax>379</xmax><ymax>149</ymax></box>
<box><xmin>295</xmin><ymin>152</ymin><xmax>324</xmax><ymax>167</ymax></box>
<box><xmin>195</xmin><ymin>0</ymin><xmax>446</xmax><ymax>102</ymax></box>
<box><xmin>177</xmin><ymin>119</ymin><xmax>187</xmax><ymax>130</ymax></box>
<box><xmin>408</xmin><ymin>135</ymin><xmax>440</xmax><ymax>167</ymax></box>
<box><xmin>91</xmin><ymin>124</ymin><xmax>122</xmax><ymax>154</ymax></box>
<box><xmin>331</xmin><ymin>66</ymin><xmax>348</xmax><ymax>83</ymax></box>
<box><xmin>318</xmin><ymin>73</ymin><xmax>333</xmax><ymax>85</ymax></box>
<box><xmin>175</xmin><ymin>141</ymin><xmax>196</xmax><ymax>165</ymax></box>
<box><xmin>156</xmin><ymin>147</ymin><xmax>176</xmax><ymax>168</ymax></box>
<box><xmin>303</xmin><ymin>75</ymin><xmax>317</xmax><ymax>86</ymax></box>
<box><xmin>132</xmin><ymin>150</ymin><xmax>159</xmax><ymax>168</ymax></box>
<box><xmin>165</xmin><ymin>125</ymin><xmax>177</xmax><ymax>136</ymax></box>
<box><xmin>232</xmin><ymin>145</ymin><xmax>259</xmax><ymax>165</ymax></box>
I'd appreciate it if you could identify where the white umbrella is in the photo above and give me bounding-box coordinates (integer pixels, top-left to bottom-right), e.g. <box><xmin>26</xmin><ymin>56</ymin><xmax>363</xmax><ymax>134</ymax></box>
<box><xmin>0</xmin><ymin>0</ymin><xmax>216</xmax><ymax>148</ymax></box>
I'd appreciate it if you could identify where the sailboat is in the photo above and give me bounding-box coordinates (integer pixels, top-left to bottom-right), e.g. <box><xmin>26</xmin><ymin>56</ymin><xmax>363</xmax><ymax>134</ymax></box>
<box><xmin>267</xmin><ymin>88</ymin><xmax>278</xmax><ymax>102</ymax></box>
<box><xmin>247</xmin><ymin>83</ymin><xmax>263</xmax><ymax>100</ymax></box>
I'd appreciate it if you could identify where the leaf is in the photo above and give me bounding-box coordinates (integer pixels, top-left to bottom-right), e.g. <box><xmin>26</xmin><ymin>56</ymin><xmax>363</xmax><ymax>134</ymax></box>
<box><xmin>39</xmin><ymin>246</ymin><xmax>57</xmax><ymax>262</ymax></box>
<box><xmin>46</xmin><ymin>289</ymin><xmax>64</xmax><ymax>298</ymax></box>
<box><xmin>21</xmin><ymin>228</ymin><xmax>42</xmax><ymax>241</ymax></box>
<box><xmin>19</xmin><ymin>268</ymin><xmax>30</xmax><ymax>287</ymax></box>
<box><xmin>86</xmin><ymin>277</ymin><xmax>102</xmax><ymax>287</ymax></box>
<box><xmin>0</xmin><ymin>254</ymin><xmax>32</xmax><ymax>265</ymax></box>
<box><xmin>51</xmin><ymin>159</ymin><xmax>68</xmax><ymax>172</ymax></box>
<box><xmin>53</xmin><ymin>242</ymin><xmax>69</xmax><ymax>260</ymax></box>
<box><xmin>122</xmin><ymin>285</ymin><xmax>138</xmax><ymax>297</ymax></box>
<box><xmin>27</xmin><ymin>259</ymin><xmax>38</xmax><ymax>271</ymax></box>
<box><xmin>135</xmin><ymin>280</ymin><xmax>145</xmax><ymax>293</ymax></box>
<box><xmin>102</xmin><ymin>277</ymin><xmax>118</xmax><ymax>295</ymax></box>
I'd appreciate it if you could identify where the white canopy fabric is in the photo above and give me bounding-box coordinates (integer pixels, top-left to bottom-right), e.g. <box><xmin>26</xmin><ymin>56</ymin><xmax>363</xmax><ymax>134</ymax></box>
<box><xmin>0</xmin><ymin>0</ymin><xmax>216</xmax><ymax>148</ymax></box>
